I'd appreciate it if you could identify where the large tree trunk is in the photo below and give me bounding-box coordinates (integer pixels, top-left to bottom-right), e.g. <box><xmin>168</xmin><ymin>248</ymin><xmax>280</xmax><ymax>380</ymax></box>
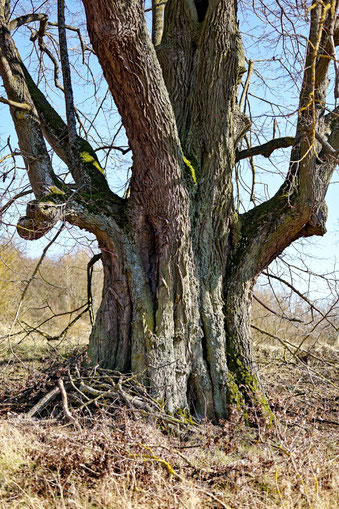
<box><xmin>88</xmin><ymin>221</ymin><xmax>265</xmax><ymax>421</ymax></box>
<box><xmin>79</xmin><ymin>0</ymin><xmax>337</xmax><ymax>422</ymax></box>
<box><xmin>0</xmin><ymin>0</ymin><xmax>337</xmax><ymax>423</ymax></box>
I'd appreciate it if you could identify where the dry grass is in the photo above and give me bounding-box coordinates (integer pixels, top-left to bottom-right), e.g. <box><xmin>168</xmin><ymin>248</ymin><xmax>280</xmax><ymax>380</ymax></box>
<box><xmin>0</xmin><ymin>343</ymin><xmax>338</xmax><ymax>509</ymax></box>
<box><xmin>0</xmin><ymin>244</ymin><xmax>338</xmax><ymax>507</ymax></box>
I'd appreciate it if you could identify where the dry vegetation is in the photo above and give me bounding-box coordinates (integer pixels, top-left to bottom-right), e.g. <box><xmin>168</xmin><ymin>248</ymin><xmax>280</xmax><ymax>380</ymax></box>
<box><xmin>0</xmin><ymin>242</ymin><xmax>338</xmax><ymax>508</ymax></box>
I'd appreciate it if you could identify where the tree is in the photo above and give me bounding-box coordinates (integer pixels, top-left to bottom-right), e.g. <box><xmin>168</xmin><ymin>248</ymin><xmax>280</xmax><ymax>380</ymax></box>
<box><xmin>0</xmin><ymin>0</ymin><xmax>338</xmax><ymax>422</ymax></box>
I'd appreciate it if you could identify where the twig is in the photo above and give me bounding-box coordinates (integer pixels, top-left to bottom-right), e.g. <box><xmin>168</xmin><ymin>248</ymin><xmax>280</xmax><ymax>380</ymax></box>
<box><xmin>253</xmin><ymin>294</ymin><xmax>303</xmax><ymax>323</ymax></box>
<box><xmin>57</xmin><ymin>378</ymin><xmax>80</xmax><ymax>428</ymax></box>
<box><xmin>94</xmin><ymin>145</ymin><xmax>130</xmax><ymax>155</ymax></box>
<box><xmin>8</xmin><ymin>225</ymin><xmax>64</xmax><ymax>341</ymax></box>
<box><xmin>263</xmin><ymin>271</ymin><xmax>338</xmax><ymax>332</ymax></box>
<box><xmin>0</xmin><ymin>188</ymin><xmax>32</xmax><ymax>216</ymax></box>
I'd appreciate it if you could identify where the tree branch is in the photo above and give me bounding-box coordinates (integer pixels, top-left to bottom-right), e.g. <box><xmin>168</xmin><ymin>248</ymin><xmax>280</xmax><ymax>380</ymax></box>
<box><xmin>156</xmin><ymin>0</ymin><xmax>198</xmax><ymax>142</ymax></box>
<box><xmin>57</xmin><ymin>0</ymin><xmax>85</xmax><ymax>187</ymax></box>
<box><xmin>6</xmin><ymin>7</ymin><xmax>112</xmax><ymax>196</ymax></box>
<box><xmin>263</xmin><ymin>271</ymin><xmax>338</xmax><ymax>331</ymax></box>
<box><xmin>0</xmin><ymin>96</ymin><xmax>31</xmax><ymax>110</ymax></box>
<box><xmin>0</xmin><ymin>188</ymin><xmax>32</xmax><ymax>216</ymax></box>
<box><xmin>8</xmin><ymin>13</ymin><xmax>48</xmax><ymax>31</ymax></box>
<box><xmin>20</xmin><ymin>62</ymin><xmax>112</xmax><ymax>194</ymax></box>
<box><xmin>81</xmin><ymin>0</ymin><xmax>189</xmax><ymax>241</ymax></box>
<box><xmin>253</xmin><ymin>294</ymin><xmax>303</xmax><ymax>323</ymax></box>
<box><xmin>94</xmin><ymin>144</ymin><xmax>130</xmax><ymax>155</ymax></box>
<box><xmin>0</xmin><ymin>19</ymin><xmax>58</xmax><ymax>197</ymax></box>
<box><xmin>58</xmin><ymin>378</ymin><xmax>79</xmax><ymax>427</ymax></box>
<box><xmin>236</xmin><ymin>136</ymin><xmax>295</xmax><ymax>162</ymax></box>
<box><xmin>229</xmin><ymin>4</ymin><xmax>339</xmax><ymax>280</ymax></box>
<box><xmin>57</xmin><ymin>1</ymin><xmax>77</xmax><ymax>147</ymax></box>
<box><xmin>152</xmin><ymin>0</ymin><xmax>166</xmax><ymax>46</ymax></box>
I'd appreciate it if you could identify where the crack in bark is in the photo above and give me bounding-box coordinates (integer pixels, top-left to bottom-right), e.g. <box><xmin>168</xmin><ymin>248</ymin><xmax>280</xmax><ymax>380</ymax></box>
<box><xmin>194</xmin><ymin>0</ymin><xmax>208</xmax><ymax>22</ymax></box>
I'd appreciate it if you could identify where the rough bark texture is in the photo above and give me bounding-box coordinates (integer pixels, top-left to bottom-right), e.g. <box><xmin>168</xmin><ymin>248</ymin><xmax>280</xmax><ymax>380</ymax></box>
<box><xmin>0</xmin><ymin>0</ymin><xmax>338</xmax><ymax>422</ymax></box>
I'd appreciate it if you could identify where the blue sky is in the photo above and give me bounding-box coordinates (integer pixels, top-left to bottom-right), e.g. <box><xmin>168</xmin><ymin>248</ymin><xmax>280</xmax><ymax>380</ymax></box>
<box><xmin>0</xmin><ymin>0</ymin><xmax>337</xmax><ymax>298</ymax></box>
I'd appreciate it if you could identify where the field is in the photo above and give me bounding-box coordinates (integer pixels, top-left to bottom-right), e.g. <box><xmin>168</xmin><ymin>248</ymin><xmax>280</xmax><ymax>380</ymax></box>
<box><xmin>0</xmin><ymin>335</ymin><xmax>338</xmax><ymax>509</ymax></box>
<box><xmin>0</xmin><ymin>245</ymin><xmax>338</xmax><ymax>508</ymax></box>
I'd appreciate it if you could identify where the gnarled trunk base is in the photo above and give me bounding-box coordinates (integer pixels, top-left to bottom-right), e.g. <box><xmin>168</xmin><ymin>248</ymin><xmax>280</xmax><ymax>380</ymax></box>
<box><xmin>88</xmin><ymin>237</ymin><xmax>271</xmax><ymax>423</ymax></box>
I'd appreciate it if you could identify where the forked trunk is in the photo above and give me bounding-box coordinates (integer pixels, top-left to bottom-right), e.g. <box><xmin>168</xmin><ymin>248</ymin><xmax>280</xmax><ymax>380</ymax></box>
<box><xmin>0</xmin><ymin>0</ymin><xmax>336</xmax><ymax>424</ymax></box>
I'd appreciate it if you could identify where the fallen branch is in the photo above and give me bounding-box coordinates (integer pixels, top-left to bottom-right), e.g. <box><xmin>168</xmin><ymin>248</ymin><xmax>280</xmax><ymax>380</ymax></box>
<box><xmin>58</xmin><ymin>378</ymin><xmax>80</xmax><ymax>428</ymax></box>
<box><xmin>25</xmin><ymin>386</ymin><xmax>60</xmax><ymax>419</ymax></box>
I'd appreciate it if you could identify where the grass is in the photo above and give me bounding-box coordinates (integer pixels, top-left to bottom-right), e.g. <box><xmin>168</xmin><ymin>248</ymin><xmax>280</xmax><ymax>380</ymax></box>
<box><xmin>0</xmin><ymin>337</ymin><xmax>338</xmax><ymax>508</ymax></box>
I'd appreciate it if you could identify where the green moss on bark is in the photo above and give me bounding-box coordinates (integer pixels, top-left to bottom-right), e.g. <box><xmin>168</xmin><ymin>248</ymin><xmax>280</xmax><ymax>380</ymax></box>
<box><xmin>227</xmin><ymin>354</ymin><xmax>273</xmax><ymax>426</ymax></box>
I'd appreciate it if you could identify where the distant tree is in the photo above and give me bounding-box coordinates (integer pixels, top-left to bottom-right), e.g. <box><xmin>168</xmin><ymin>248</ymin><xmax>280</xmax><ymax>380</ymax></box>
<box><xmin>0</xmin><ymin>0</ymin><xmax>338</xmax><ymax>421</ymax></box>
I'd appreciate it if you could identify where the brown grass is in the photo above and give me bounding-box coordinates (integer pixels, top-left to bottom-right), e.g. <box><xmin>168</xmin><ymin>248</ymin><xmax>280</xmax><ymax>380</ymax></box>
<box><xmin>0</xmin><ymin>343</ymin><xmax>338</xmax><ymax>509</ymax></box>
<box><xmin>0</xmin><ymin>244</ymin><xmax>338</xmax><ymax>507</ymax></box>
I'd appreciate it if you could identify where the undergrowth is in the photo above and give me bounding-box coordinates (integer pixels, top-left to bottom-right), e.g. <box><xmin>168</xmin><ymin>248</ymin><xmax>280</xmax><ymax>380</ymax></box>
<box><xmin>0</xmin><ymin>344</ymin><xmax>338</xmax><ymax>509</ymax></box>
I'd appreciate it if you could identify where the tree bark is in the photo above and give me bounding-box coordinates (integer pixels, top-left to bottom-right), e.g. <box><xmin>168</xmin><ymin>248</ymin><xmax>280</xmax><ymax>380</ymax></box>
<box><xmin>0</xmin><ymin>0</ymin><xmax>337</xmax><ymax>423</ymax></box>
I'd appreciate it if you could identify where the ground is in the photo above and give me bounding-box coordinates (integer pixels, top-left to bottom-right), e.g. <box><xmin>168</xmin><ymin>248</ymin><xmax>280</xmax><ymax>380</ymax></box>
<box><xmin>0</xmin><ymin>335</ymin><xmax>338</xmax><ymax>509</ymax></box>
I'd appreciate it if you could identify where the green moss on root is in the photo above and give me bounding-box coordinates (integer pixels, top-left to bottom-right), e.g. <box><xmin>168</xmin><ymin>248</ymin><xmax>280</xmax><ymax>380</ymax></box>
<box><xmin>227</xmin><ymin>356</ymin><xmax>274</xmax><ymax>426</ymax></box>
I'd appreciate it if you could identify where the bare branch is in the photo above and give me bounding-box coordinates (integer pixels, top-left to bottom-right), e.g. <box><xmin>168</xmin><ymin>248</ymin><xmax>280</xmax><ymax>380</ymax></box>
<box><xmin>25</xmin><ymin>386</ymin><xmax>60</xmax><ymax>419</ymax></box>
<box><xmin>253</xmin><ymin>294</ymin><xmax>303</xmax><ymax>323</ymax></box>
<box><xmin>236</xmin><ymin>136</ymin><xmax>295</xmax><ymax>161</ymax></box>
<box><xmin>239</xmin><ymin>59</ymin><xmax>253</xmax><ymax>110</ymax></box>
<box><xmin>58</xmin><ymin>378</ymin><xmax>80</xmax><ymax>427</ymax></box>
<box><xmin>48</xmin><ymin>21</ymin><xmax>88</xmax><ymax>61</ymax></box>
<box><xmin>9</xmin><ymin>225</ymin><xmax>64</xmax><ymax>339</ymax></box>
<box><xmin>0</xmin><ymin>96</ymin><xmax>31</xmax><ymax>110</ymax></box>
<box><xmin>152</xmin><ymin>0</ymin><xmax>166</xmax><ymax>46</ymax></box>
<box><xmin>0</xmin><ymin>188</ymin><xmax>32</xmax><ymax>216</ymax></box>
<box><xmin>57</xmin><ymin>0</ymin><xmax>83</xmax><ymax>184</ymax></box>
<box><xmin>263</xmin><ymin>271</ymin><xmax>338</xmax><ymax>332</ymax></box>
<box><xmin>8</xmin><ymin>13</ymin><xmax>47</xmax><ymax>31</ymax></box>
<box><xmin>21</xmin><ymin>305</ymin><xmax>89</xmax><ymax>343</ymax></box>
<box><xmin>0</xmin><ymin>19</ymin><xmax>58</xmax><ymax>196</ymax></box>
<box><xmin>20</xmin><ymin>63</ymin><xmax>112</xmax><ymax>194</ymax></box>
<box><xmin>94</xmin><ymin>144</ymin><xmax>130</xmax><ymax>155</ymax></box>
<box><xmin>251</xmin><ymin>324</ymin><xmax>338</xmax><ymax>369</ymax></box>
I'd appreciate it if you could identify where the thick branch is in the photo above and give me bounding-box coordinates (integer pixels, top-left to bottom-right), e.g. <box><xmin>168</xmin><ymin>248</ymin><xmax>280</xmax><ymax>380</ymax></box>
<box><xmin>57</xmin><ymin>1</ymin><xmax>77</xmax><ymax>148</ymax></box>
<box><xmin>0</xmin><ymin>17</ymin><xmax>122</xmax><ymax>237</ymax></box>
<box><xmin>152</xmin><ymin>0</ymin><xmax>166</xmax><ymax>46</ymax></box>
<box><xmin>229</xmin><ymin>3</ymin><xmax>338</xmax><ymax>280</ymax></box>
<box><xmin>0</xmin><ymin>22</ymin><xmax>57</xmax><ymax>196</ymax></box>
<box><xmin>8</xmin><ymin>13</ymin><xmax>48</xmax><ymax>31</ymax></box>
<box><xmin>236</xmin><ymin>137</ymin><xmax>295</xmax><ymax>162</ymax></box>
<box><xmin>7</xmin><ymin>7</ymin><xmax>112</xmax><ymax>194</ymax></box>
<box><xmin>81</xmin><ymin>0</ymin><xmax>189</xmax><ymax>245</ymax></box>
<box><xmin>236</xmin><ymin>131</ymin><xmax>339</xmax><ymax>162</ymax></box>
<box><xmin>57</xmin><ymin>0</ymin><xmax>88</xmax><ymax>188</ymax></box>
<box><xmin>156</xmin><ymin>0</ymin><xmax>198</xmax><ymax>141</ymax></box>
<box><xmin>20</xmin><ymin>63</ymin><xmax>111</xmax><ymax>194</ymax></box>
